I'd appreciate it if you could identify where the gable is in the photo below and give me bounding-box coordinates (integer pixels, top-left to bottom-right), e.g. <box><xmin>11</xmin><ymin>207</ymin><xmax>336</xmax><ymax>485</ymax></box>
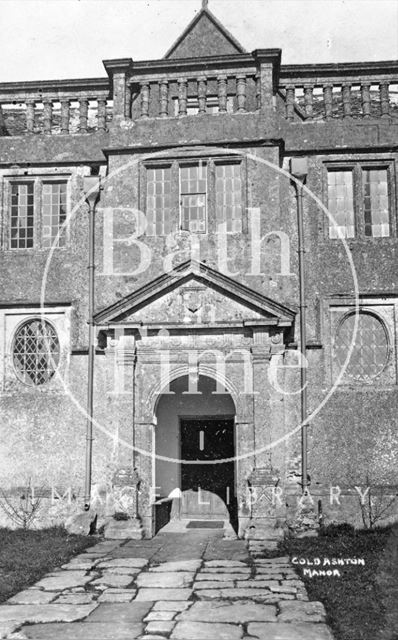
<box><xmin>94</xmin><ymin>261</ymin><xmax>295</xmax><ymax>327</ymax></box>
<box><xmin>165</xmin><ymin>9</ymin><xmax>246</xmax><ymax>60</ymax></box>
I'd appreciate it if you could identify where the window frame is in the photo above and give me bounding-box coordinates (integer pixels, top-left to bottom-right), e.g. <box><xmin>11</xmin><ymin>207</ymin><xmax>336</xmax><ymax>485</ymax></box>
<box><xmin>327</xmin><ymin>299</ymin><xmax>397</xmax><ymax>390</ymax></box>
<box><xmin>11</xmin><ymin>316</ymin><xmax>61</xmax><ymax>387</ymax></box>
<box><xmin>142</xmin><ymin>155</ymin><xmax>245</xmax><ymax>237</ymax></box>
<box><xmin>333</xmin><ymin>309</ymin><xmax>391</xmax><ymax>384</ymax></box>
<box><xmin>3</xmin><ymin>174</ymin><xmax>71</xmax><ymax>251</ymax></box>
<box><xmin>324</xmin><ymin>160</ymin><xmax>396</xmax><ymax>240</ymax></box>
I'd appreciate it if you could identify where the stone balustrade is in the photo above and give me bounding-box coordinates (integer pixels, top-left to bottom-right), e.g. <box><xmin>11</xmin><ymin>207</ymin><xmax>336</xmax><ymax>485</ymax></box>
<box><xmin>128</xmin><ymin>72</ymin><xmax>258</xmax><ymax>119</ymax></box>
<box><xmin>0</xmin><ymin>78</ymin><xmax>111</xmax><ymax>136</ymax></box>
<box><xmin>279</xmin><ymin>62</ymin><xmax>398</xmax><ymax>121</ymax></box>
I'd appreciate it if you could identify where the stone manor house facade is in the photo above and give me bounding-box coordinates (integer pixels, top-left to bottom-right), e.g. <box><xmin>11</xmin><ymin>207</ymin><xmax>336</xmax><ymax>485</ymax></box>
<box><xmin>0</xmin><ymin>6</ymin><xmax>398</xmax><ymax>537</ymax></box>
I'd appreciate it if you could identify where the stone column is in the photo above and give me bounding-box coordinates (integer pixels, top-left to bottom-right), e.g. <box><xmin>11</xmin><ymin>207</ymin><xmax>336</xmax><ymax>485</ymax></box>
<box><xmin>135</xmin><ymin>421</ymin><xmax>155</xmax><ymax>538</ymax></box>
<box><xmin>103</xmin><ymin>332</ymin><xmax>144</xmax><ymax>539</ymax></box>
<box><xmin>103</xmin><ymin>58</ymin><xmax>133</xmax><ymax>121</ymax></box>
<box><xmin>252</xmin><ymin>49</ymin><xmax>281</xmax><ymax>113</ymax></box>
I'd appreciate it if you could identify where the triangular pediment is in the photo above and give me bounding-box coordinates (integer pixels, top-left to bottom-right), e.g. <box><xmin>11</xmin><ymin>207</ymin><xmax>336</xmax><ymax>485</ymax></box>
<box><xmin>164</xmin><ymin>8</ymin><xmax>246</xmax><ymax>60</ymax></box>
<box><xmin>94</xmin><ymin>261</ymin><xmax>295</xmax><ymax>327</ymax></box>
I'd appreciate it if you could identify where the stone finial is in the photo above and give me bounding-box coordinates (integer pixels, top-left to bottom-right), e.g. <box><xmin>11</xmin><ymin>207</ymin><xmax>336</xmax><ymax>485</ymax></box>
<box><xmin>202</xmin><ymin>0</ymin><xmax>209</xmax><ymax>8</ymax></box>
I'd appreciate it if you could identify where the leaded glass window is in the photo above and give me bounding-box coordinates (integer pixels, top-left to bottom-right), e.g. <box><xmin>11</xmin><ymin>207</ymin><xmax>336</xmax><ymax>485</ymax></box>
<box><xmin>334</xmin><ymin>311</ymin><xmax>389</xmax><ymax>383</ymax></box>
<box><xmin>10</xmin><ymin>183</ymin><xmax>35</xmax><ymax>249</ymax></box>
<box><xmin>146</xmin><ymin>167</ymin><xmax>172</xmax><ymax>236</ymax></box>
<box><xmin>328</xmin><ymin>170</ymin><xmax>355</xmax><ymax>238</ymax></box>
<box><xmin>363</xmin><ymin>168</ymin><xmax>390</xmax><ymax>237</ymax></box>
<box><xmin>13</xmin><ymin>319</ymin><xmax>60</xmax><ymax>386</ymax></box>
<box><xmin>180</xmin><ymin>164</ymin><xmax>207</xmax><ymax>233</ymax></box>
<box><xmin>215</xmin><ymin>163</ymin><xmax>242</xmax><ymax>233</ymax></box>
<box><xmin>42</xmin><ymin>182</ymin><xmax>67</xmax><ymax>248</ymax></box>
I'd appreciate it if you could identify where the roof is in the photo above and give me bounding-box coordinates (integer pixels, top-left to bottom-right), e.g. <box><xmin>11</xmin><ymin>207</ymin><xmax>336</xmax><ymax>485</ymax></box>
<box><xmin>164</xmin><ymin>6</ymin><xmax>246</xmax><ymax>60</ymax></box>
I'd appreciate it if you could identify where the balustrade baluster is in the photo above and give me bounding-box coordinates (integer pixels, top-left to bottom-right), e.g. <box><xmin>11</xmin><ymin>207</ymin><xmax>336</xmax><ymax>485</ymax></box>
<box><xmin>255</xmin><ymin>73</ymin><xmax>261</xmax><ymax>111</ymax></box>
<box><xmin>361</xmin><ymin>83</ymin><xmax>371</xmax><ymax>118</ymax></box>
<box><xmin>97</xmin><ymin>98</ymin><xmax>107</xmax><ymax>130</ymax></box>
<box><xmin>140</xmin><ymin>83</ymin><xmax>150</xmax><ymax>118</ymax></box>
<box><xmin>323</xmin><ymin>84</ymin><xmax>333</xmax><ymax>120</ymax></box>
<box><xmin>79</xmin><ymin>98</ymin><xmax>89</xmax><ymax>133</ymax></box>
<box><xmin>342</xmin><ymin>83</ymin><xmax>352</xmax><ymax>118</ymax></box>
<box><xmin>304</xmin><ymin>85</ymin><xmax>314</xmax><ymax>119</ymax></box>
<box><xmin>177</xmin><ymin>79</ymin><xmax>187</xmax><ymax>116</ymax></box>
<box><xmin>217</xmin><ymin>75</ymin><xmax>228</xmax><ymax>113</ymax></box>
<box><xmin>60</xmin><ymin>99</ymin><xmax>70</xmax><ymax>134</ymax></box>
<box><xmin>26</xmin><ymin>100</ymin><xmax>35</xmax><ymax>133</ymax></box>
<box><xmin>159</xmin><ymin>81</ymin><xmax>169</xmax><ymax>118</ymax></box>
<box><xmin>197</xmin><ymin>76</ymin><xmax>207</xmax><ymax>114</ymax></box>
<box><xmin>380</xmin><ymin>82</ymin><xmax>390</xmax><ymax>118</ymax></box>
<box><xmin>236</xmin><ymin>74</ymin><xmax>247</xmax><ymax>113</ymax></box>
<box><xmin>43</xmin><ymin>100</ymin><xmax>53</xmax><ymax>134</ymax></box>
<box><xmin>286</xmin><ymin>85</ymin><xmax>295</xmax><ymax>121</ymax></box>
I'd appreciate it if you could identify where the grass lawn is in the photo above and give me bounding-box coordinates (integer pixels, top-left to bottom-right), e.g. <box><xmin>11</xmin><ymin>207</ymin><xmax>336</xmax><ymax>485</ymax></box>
<box><xmin>0</xmin><ymin>527</ymin><xmax>97</xmax><ymax>603</ymax></box>
<box><xmin>278</xmin><ymin>524</ymin><xmax>398</xmax><ymax>640</ymax></box>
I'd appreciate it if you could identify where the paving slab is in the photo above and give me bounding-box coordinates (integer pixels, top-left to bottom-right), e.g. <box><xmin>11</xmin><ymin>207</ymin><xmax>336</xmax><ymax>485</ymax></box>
<box><xmin>99</xmin><ymin>566</ymin><xmax>141</xmax><ymax>575</ymax></box>
<box><xmin>149</xmin><ymin>560</ymin><xmax>201</xmax><ymax>572</ymax></box>
<box><xmin>145</xmin><ymin>620</ymin><xmax>175</xmax><ymax>634</ymax></box>
<box><xmin>278</xmin><ymin>600</ymin><xmax>326</xmax><ymax>623</ymax></box>
<box><xmin>203</xmin><ymin>566</ymin><xmax>250</xmax><ymax>573</ymax></box>
<box><xmin>0</xmin><ymin>622</ymin><xmax>20</xmax><ymax>639</ymax></box>
<box><xmin>153</xmin><ymin>601</ymin><xmax>192</xmax><ymax>612</ymax></box>
<box><xmin>34</xmin><ymin>572</ymin><xmax>92</xmax><ymax>591</ymax></box>
<box><xmin>196</xmin><ymin>573</ymin><xmax>250</xmax><ymax>581</ymax></box>
<box><xmin>193</xmin><ymin>581</ymin><xmax>235</xmax><ymax>589</ymax></box>
<box><xmin>6</xmin><ymin>591</ymin><xmax>56</xmax><ymax>605</ymax></box>
<box><xmin>235</xmin><ymin>580</ymin><xmax>279</xmax><ymax>589</ymax></box>
<box><xmin>97</xmin><ymin>558</ymin><xmax>148</xmax><ymax>569</ymax></box>
<box><xmin>178</xmin><ymin>600</ymin><xmax>277</xmax><ymax>623</ymax></box>
<box><xmin>145</xmin><ymin>611</ymin><xmax>176</xmax><ymax>621</ymax></box>
<box><xmin>20</xmin><ymin>621</ymin><xmax>143</xmax><ymax>639</ymax></box>
<box><xmin>135</xmin><ymin>588</ymin><xmax>192</xmax><ymax>601</ymax></box>
<box><xmin>91</xmin><ymin>573</ymin><xmax>134</xmax><ymax>589</ymax></box>
<box><xmin>85</xmin><ymin>602</ymin><xmax>152</xmax><ymax>623</ymax></box>
<box><xmin>0</xmin><ymin>604</ymin><xmax>97</xmax><ymax>624</ymax></box>
<box><xmin>136</xmin><ymin>572</ymin><xmax>194</xmax><ymax>588</ymax></box>
<box><xmin>53</xmin><ymin>594</ymin><xmax>97</xmax><ymax>605</ymax></box>
<box><xmin>171</xmin><ymin>621</ymin><xmax>243</xmax><ymax>639</ymax></box>
<box><xmin>98</xmin><ymin>590</ymin><xmax>136</xmax><ymax>603</ymax></box>
<box><xmin>247</xmin><ymin>622</ymin><xmax>335</xmax><ymax>639</ymax></box>
<box><xmin>204</xmin><ymin>560</ymin><xmax>248</xmax><ymax>568</ymax></box>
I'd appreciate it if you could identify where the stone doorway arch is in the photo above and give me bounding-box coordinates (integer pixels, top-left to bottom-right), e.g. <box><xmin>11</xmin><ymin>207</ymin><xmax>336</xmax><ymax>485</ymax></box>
<box><xmin>155</xmin><ymin>374</ymin><xmax>237</xmax><ymax>528</ymax></box>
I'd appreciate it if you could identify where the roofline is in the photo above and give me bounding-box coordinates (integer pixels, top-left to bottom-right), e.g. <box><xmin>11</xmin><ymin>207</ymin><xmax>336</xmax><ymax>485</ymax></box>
<box><xmin>164</xmin><ymin>6</ymin><xmax>246</xmax><ymax>59</ymax></box>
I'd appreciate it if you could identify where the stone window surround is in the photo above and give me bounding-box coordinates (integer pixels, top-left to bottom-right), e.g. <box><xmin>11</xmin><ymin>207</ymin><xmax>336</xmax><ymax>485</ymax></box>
<box><xmin>1</xmin><ymin>171</ymin><xmax>72</xmax><ymax>251</ymax></box>
<box><xmin>0</xmin><ymin>306</ymin><xmax>71</xmax><ymax>393</ymax></box>
<box><xmin>326</xmin><ymin>297</ymin><xmax>397</xmax><ymax>389</ymax></box>
<box><xmin>322</xmin><ymin>159</ymin><xmax>396</xmax><ymax>240</ymax></box>
<box><xmin>140</xmin><ymin>152</ymin><xmax>247</xmax><ymax>236</ymax></box>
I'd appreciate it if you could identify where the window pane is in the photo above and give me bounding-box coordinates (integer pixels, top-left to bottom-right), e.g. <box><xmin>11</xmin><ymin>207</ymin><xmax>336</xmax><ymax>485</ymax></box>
<box><xmin>334</xmin><ymin>312</ymin><xmax>389</xmax><ymax>383</ymax></box>
<box><xmin>42</xmin><ymin>182</ymin><xmax>67</xmax><ymax>248</ymax></box>
<box><xmin>10</xmin><ymin>183</ymin><xmax>34</xmax><ymax>249</ymax></box>
<box><xmin>363</xmin><ymin>168</ymin><xmax>390</xmax><ymax>237</ymax></box>
<box><xmin>215</xmin><ymin>163</ymin><xmax>242</xmax><ymax>233</ymax></box>
<box><xmin>179</xmin><ymin>164</ymin><xmax>207</xmax><ymax>233</ymax></box>
<box><xmin>146</xmin><ymin>167</ymin><xmax>172</xmax><ymax>236</ymax></box>
<box><xmin>328</xmin><ymin>170</ymin><xmax>355</xmax><ymax>238</ymax></box>
<box><xmin>13</xmin><ymin>319</ymin><xmax>60</xmax><ymax>386</ymax></box>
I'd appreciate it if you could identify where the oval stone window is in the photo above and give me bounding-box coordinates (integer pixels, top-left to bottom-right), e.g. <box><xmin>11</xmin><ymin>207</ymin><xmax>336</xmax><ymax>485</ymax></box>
<box><xmin>13</xmin><ymin>319</ymin><xmax>60</xmax><ymax>386</ymax></box>
<box><xmin>334</xmin><ymin>311</ymin><xmax>389</xmax><ymax>382</ymax></box>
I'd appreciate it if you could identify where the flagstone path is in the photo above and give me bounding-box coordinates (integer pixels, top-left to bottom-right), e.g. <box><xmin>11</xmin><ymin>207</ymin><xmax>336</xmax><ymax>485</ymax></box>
<box><xmin>0</xmin><ymin>530</ymin><xmax>335</xmax><ymax>640</ymax></box>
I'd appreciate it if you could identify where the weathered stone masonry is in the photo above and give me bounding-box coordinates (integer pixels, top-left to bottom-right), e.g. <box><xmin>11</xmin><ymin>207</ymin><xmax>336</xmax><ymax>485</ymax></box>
<box><xmin>0</xmin><ymin>5</ymin><xmax>398</xmax><ymax>536</ymax></box>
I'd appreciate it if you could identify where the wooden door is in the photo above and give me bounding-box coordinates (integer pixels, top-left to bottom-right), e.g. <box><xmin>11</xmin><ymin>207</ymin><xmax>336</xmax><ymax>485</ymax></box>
<box><xmin>180</xmin><ymin>418</ymin><xmax>235</xmax><ymax>519</ymax></box>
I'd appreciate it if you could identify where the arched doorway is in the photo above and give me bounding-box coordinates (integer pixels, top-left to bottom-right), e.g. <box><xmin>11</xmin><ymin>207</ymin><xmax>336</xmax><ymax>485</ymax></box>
<box><xmin>155</xmin><ymin>374</ymin><xmax>237</xmax><ymax>526</ymax></box>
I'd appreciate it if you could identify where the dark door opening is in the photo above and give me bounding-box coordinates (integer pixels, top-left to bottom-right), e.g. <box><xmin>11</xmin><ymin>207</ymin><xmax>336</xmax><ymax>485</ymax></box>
<box><xmin>180</xmin><ymin>417</ymin><xmax>236</xmax><ymax>524</ymax></box>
